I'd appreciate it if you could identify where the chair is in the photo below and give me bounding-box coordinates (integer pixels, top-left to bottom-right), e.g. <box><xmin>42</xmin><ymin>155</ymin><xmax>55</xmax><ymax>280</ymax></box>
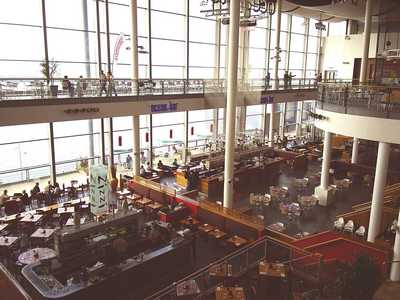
<box><xmin>355</xmin><ymin>226</ymin><xmax>366</xmax><ymax>237</ymax></box>
<box><xmin>343</xmin><ymin>220</ymin><xmax>354</xmax><ymax>233</ymax></box>
<box><xmin>334</xmin><ymin>217</ymin><xmax>345</xmax><ymax>231</ymax></box>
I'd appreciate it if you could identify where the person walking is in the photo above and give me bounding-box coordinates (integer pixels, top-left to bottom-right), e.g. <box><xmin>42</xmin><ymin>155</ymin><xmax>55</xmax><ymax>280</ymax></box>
<box><xmin>283</xmin><ymin>71</ymin><xmax>289</xmax><ymax>89</ymax></box>
<box><xmin>107</xmin><ymin>71</ymin><xmax>117</xmax><ymax>96</ymax></box>
<box><xmin>99</xmin><ymin>70</ymin><xmax>107</xmax><ymax>96</ymax></box>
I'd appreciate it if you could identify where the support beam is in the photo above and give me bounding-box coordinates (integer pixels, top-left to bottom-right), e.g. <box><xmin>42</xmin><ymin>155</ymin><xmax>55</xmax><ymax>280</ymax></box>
<box><xmin>315</xmin><ymin>131</ymin><xmax>332</xmax><ymax>206</ymax></box>
<box><xmin>183</xmin><ymin>111</ymin><xmax>189</xmax><ymax>164</ymax></box>
<box><xmin>262</xmin><ymin>104</ymin><xmax>268</xmax><ymax>143</ymax></box>
<box><xmin>296</xmin><ymin>101</ymin><xmax>304</xmax><ymax>138</ymax></box>
<box><xmin>48</xmin><ymin>123</ymin><xmax>56</xmax><ymax>186</ymax></box>
<box><xmin>148</xmin><ymin>114</ymin><xmax>153</xmax><ymax>167</ymax></box>
<box><xmin>132</xmin><ymin>116</ymin><xmax>140</xmax><ymax>176</ymax></box>
<box><xmin>273</xmin><ymin>0</ymin><xmax>282</xmax><ymax>90</ymax></box>
<box><xmin>367</xmin><ymin>142</ymin><xmax>390</xmax><ymax>242</ymax></box>
<box><xmin>130</xmin><ymin>0</ymin><xmax>140</xmax><ymax>176</ymax></box>
<box><xmin>390</xmin><ymin>209</ymin><xmax>400</xmax><ymax>281</ymax></box>
<box><xmin>100</xmin><ymin>118</ymin><xmax>106</xmax><ymax>164</ymax></box>
<box><xmin>130</xmin><ymin>0</ymin><xmax>139</xmax><ymax>93</ymax></box>
<box><xmin>280</xmin><ymin>102</ymin><xmax>287</xmax><ymax>137</ymax></box>
<box><xmin>212</xmin><ymin>109</ymin><xmax>219</xmax><ymax>140</ymax></box>
<box><xmin>268</xmin><ymin>103</ymin><xmax>275</xmax><ymax>147</ymax></box>
<box><xmin>351</xmin><ymin>137</ymin><xmax>359</xmax><ymax>164</ymax></box>
<box><xmin>82</xmin><ymin>0</ymin><xmax>95</xmax><ymax>164</ymax></box>
<box><xmin>223</xmin><ymin>0</ymin><xmax>240</xmax><ymax>209</ymax></box>
<box><xmin>107</xmin><ymin>118</ymin><xmax>114</xmax><ymax>166</ymax></box>
<box><xmin>360</xmin><ymin>0</ymin><xmax>373</xmax><ymax>84</ymax></box>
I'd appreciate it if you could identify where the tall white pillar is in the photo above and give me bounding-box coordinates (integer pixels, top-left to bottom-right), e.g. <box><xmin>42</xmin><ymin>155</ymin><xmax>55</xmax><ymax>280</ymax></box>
<box><xmin>367</xmin><ymin>142</ymin><xmax>390</xmax><ymax>242</ymax></box>
<box><xmin>296</xmin><ymin>101</ymin><xmax>304</xmax><ymax>138</ymax></box>
<box><xmin>390</xmin><ymin>209</ymin><xmax>400</xmax><ymax>281</ymax></box>
<box><xmin>183</xmin><ymin>111</ymin><xmax>189</xmax><ymax>164</ymax></box>
<box><xmin>351</xmin><ymin>137</ymin><xmax>359</xmax><ymax>164</ymax></box>
<box><xmin>132</xmin><ymin>115</ymin><xmax>140</xmax><ymax>176</ymax></box>
<box><xmin>360</xmin><ymin>0</ymin><xmax>373</xmax><ymax>84</ymax></box>
<box><xmin>130</xmin><ymin>0</ymin><xmax>140</xmax><ymax>176</ymax></box>
<box><xmin>223</xmin><ymin>0</ymin><xmax>240</xmax><ymax>209</ymax></box>
<box><xmin>272</xmin><ymin>0</ymin><xmax>282</xmax><ymax>90</ymax></box>
<box><xmin>315</xmin><ymin>131</ymin><xmax>332</xmax><ymax>206</ymax></box>
<box><xmin>268</xmin><ymin>103</ymin><xmax>275</xmax><ymax>147</ymax></box>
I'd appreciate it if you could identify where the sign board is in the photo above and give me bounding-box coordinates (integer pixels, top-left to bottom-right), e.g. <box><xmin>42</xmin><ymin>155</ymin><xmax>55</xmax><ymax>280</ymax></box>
<box><xmin>260</xmin><ymin>95</ymin><xmax>274</xmax><ymax>104</ymax></box>
<box><xmin>151</xmin><ymin>103</ymin><xmax>178</xmax><ymax>113</ymax></box>
<box><xmin>89</xmin><ymin>164</ymin><xmax>109</xmax><ymax>215</ymax></box>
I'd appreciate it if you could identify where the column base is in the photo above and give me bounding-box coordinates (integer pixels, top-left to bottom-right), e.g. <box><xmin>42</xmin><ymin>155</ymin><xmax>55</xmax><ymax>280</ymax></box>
<box><xmin>314</xmin><ymin>185</ymin><xmax>335</xmax><ymax>206</ymax></box>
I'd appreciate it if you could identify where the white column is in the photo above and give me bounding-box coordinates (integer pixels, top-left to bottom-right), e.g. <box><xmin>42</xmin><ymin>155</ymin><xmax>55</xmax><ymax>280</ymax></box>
<box><xmin>48</xmin><ymin>123</ymin><xmax>56</xmax><ymax>186</ymax></box>
<box><xmin>390</xmin><ymin>209</ymin><xmax>400</xmax><ymax>281</ymax></box>
<box><xmin>130</xmin><ymin>0</ymin><xmax>140</xmax><ymax>176</ymax></box>
<box><xmin>132</xmin><ymin>115</ymin><xmax>140</xmax><ymax>176</ymax></box>
<box><xmin>351</xmin><ymin>137</ymin><xmax>359</xmax><ymax>164</ymax></box>
<box><xmin>223</xmin><ymin>0</ymin><xmax>240</xmax><ymax>209</ymax></box>
<box><xmin>320</xmin><ymin>131</ymin><xmax>332</xmax><ymax>190</ymax></box>
<box><xmin>360</xmin><ymin>0</ymin><xmax>373</xmax><ymax>84</ymax></box>
<box><xmin>212</xmin><ymin>109</ymin><xmax>219</xmax><ymax>140</ymax></box>
<box><xmin>296</xmin><ymin>101</ymin><xmax>304</xmax><ymax>138</ymax></box>
<box><xmin>183</xmin><ymin>111</ymin><xmax>189</xmax><ymax>164</ymax></box>
<box><xmin>367</xmin><ymin>142</ymin><xmax>390</xmax><ymax>242</ymax></box>
<box><xmin>390</xmin><ymin>210</ymin><xmax>400</xmax><ymax>281</ymax></box>
<box><xmin>315</xmin><ymin>131</ymin><xmax>332</xmax><ymax>206</ymax></box>
<box><xmin>272</xmin><ymin>0</ymin><xmax>282</xmax><ymax>90</ymax></box>
<box><xmin>268</xmin><ymin>103</ymin><xmax>275</xmax><ymax>147</ymax></box>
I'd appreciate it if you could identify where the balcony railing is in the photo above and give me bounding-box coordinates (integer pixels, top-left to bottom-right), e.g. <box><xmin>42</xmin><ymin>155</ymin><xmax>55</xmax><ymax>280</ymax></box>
<box><xmin>0</xmin><ymin>77</ymin><xmax>328</xmax><ymax>101</ymax></box>
<box><xmin>145</xmin><ymin>235</ymin><xmax>323</xmax><ymax>300</ymax></box>
<box><xmin>318</xmin><ymin>83</ymin><xmax>400</xmax><ymax>119</ymax></box>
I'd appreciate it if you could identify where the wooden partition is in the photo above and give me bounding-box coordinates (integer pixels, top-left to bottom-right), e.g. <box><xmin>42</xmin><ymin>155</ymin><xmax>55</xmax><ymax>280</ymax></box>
<box><xmin>0</xmin><ymin>264</ymin><xmax>31</xmax><ymax>300</ymax></box>
<box><xmin>197</xmin><ymin>200</ymin><xmax>265</xmax><ymax>240</ymax></box>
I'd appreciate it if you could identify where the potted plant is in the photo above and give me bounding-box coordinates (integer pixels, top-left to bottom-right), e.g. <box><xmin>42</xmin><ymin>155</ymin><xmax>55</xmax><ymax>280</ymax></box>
<box><xmin>40</xmin><ymin>59</ymin><xmax>58</xmax><ymax>97</ymax></box>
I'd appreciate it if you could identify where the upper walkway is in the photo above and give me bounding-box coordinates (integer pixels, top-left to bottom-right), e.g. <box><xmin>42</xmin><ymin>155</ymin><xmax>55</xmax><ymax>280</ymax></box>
<box><xmin>318</xmin><ymin>83</ymin><xmax>400</xmax><ymax>120</ymax></box>
<box><xmin>0</xmin><ymin>77</ymin><xmax>324</xmax><ymax>126</ymax></box>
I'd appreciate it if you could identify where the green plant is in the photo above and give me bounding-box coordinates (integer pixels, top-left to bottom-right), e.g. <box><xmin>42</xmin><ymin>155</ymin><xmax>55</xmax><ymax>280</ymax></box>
<box><xmin>40</xmin><ymin>59</ymin><xmax>58</xmax><ymax>85</ymax></box>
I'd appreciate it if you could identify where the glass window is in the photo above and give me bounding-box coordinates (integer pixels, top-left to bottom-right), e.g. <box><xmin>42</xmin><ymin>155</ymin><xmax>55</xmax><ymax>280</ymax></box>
<box><xmin>329</xmin><ymin>21</ymin><xmax>347</xmax><ymax>36</ymax></box>
<box><xmin>190</xmin><ymin>17</ymin><xmax>216</xmax><ymax>43</ymax></box>
<box><xmin>152</xmin><ymin>0</ymin><xmax>185</xmax><ymax>14</ymax></box>
<box><xmin>291</xmin><ymin>16</ymin><xmax>305</xmax><ymax>34</ymax></box>
<box><xmin>152</xmin><ymin>39</ymin><xmax>186</xmax><ymax>66</ymax></box>
<box><xmin>189</xmin><ymin>43</ymin><xmax>214</xmax><ymax>67</ymax></box>
<box><xmin>290</xmin><ymin>33</ymin><xmax>305</xmax><ymax>52</ymax></box>
<box><xmin>249</xmin><ymin>27</ymin><xmax>267</xmax><ymax>49</ymax></box>
<box><xmin>152</xmin><ymin>11</ymin><xmax>185</xmax><ymax>40</ymax></box>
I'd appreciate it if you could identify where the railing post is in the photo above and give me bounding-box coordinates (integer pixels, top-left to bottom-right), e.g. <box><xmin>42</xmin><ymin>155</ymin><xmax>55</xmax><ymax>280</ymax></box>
<box><xmin>161</xmin><ymin>80</ymin><xmax>165</xmax><ymax>96</ymax></box>
<box><xmin>202</xmin><ymin>80</ymin><xmax>205</xmax><ymax>94</ymax></box>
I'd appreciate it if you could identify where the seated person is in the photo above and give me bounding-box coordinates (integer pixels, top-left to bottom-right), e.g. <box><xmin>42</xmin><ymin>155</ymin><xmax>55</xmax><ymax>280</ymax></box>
<box><xmin>0</xmin><ymin>190</ymin><xmax>9</xmax><ymax>207</ymax></box>
<box><xmin>157</xmin><ymin>160</ymin><xmax>164</xmax><ymax>170</ymax></box>
<box><xmin>31</xmin><ymin>182</ymin><xmax>40</xmax><ymax>196</ymax></box>
<box><xmin>146</xmin><ymin>162</ymin><xmax>152</xmax><ymax>173</ymax></box>
<box><xmin>20</xmin><ymin>190</ymin><xmax>30</xmax><ymax>208</ymax></box>
<box><xmin>140</xmin><ymin>165</ymin><xmax>146</xmax><ymax>176</ymax></box>
<box><xmin>44</xmin><ymin>181</ymin><xmax>53</xmax><ymax>193</ymax></box>
<box><xmin>172</xmin><ymin>158</ymin><xmax>179</xmax><ymax>168</ymax></box>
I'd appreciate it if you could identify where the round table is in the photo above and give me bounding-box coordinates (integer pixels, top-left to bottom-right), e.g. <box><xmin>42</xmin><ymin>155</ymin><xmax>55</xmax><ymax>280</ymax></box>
<box><xmin>18</xmin><ymin>247</ymin><xmax>56</xmax><ymax>265</ymax></box>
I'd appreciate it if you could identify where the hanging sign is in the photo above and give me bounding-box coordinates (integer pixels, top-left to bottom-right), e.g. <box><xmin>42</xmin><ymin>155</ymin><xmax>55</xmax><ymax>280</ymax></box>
<box><xmin>89</xmin><ymin>164</ymin><xmax>109</xmax><ymax>215</ymax></box>
<box><xmin>260</xmin><ymin>95</ymin><xmax>274</xmax><ymax>104</ymax></box>
<box><xmin>151</xmin><ymin>103</ymin><xmax>178</xmax><ymax>113</ymax></box>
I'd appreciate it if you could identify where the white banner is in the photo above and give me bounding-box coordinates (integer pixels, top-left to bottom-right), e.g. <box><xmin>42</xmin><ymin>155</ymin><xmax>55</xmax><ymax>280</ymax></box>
<box><xmin>89</xmin><ymin>164</ymin><xmax>109</xmax><ymax>215</ymax></box>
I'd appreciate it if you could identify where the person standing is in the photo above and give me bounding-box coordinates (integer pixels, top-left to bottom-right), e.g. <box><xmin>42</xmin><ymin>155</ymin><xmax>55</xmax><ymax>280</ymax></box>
<box><xmin>107</xmin><ymin>71</ymin><xmax>117</xmax><ymax>96</ymax></box>
<box><xmin>99</xmin><ymin>70</ymin><xmax>107</xmax><ymax>96</ymax></box>
<box><xmin>76</xmin><ymin>76</ymin><xmax>85</xmax><ymax>97</ymax></box>
<box><xmin>62</xmin><ymin>76</ymin><xmax>74</xmax><ymax>97</ymax></box>
<box><xmin>283</xmin><ymin>71</ymin><xmax>289</xmax><ymax>89</ymax></box>
<box><xmin>265</xmin><ymin>72</ymin><xmax>270</xmax><ymax>89</ymax></box>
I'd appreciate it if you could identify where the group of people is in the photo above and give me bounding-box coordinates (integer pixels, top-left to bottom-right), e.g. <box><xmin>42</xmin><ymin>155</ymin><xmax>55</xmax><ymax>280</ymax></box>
<box><xmin>139</xmin><ymin>159</ymin><xmax>180</xmax><ymax>178</ymax></box>
<box><xmin>264</xmin><ymin>71</ymin><xmax>323</xmax><ymax>89</ymax></box>
<box><xmin>0</xmin><ymin>181</ymin><xmax>79</xmax><ymax>216</ymax></box>
<box><xmin>61</xmin><ymin>70</ymin><xmax>117</xmax><ymax>97</ymax></box>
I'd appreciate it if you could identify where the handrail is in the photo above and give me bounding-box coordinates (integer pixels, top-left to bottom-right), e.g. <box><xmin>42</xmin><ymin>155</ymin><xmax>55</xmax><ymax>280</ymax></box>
<box><xmin>145</xmin><ymin>234</ymin><xmax>322</xmax><ymax>300</ymax></box>
<box><xmin>318</xmin><ymin>82</ymin><xmax>400</xmax><ymax>119</ymax></box>
<box><xmin>0</xmin><ymin>77</ymin><xmax>327</xmax><ymax>101</ymax></box>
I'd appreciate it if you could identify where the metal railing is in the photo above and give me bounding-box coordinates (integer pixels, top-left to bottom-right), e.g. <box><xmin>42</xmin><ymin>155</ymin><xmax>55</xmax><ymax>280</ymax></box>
<box><xmin>318</xmin><ymin>83</ymin><xmax>400</xmax><ymax>119</ymax></box>
<box><xmin>145</xmin><ymin>235</ymin><xmax>323</xmax><ymax>300</ymax></box>
<box><xmin>0</xmin><ymin>77</ymin><xmax>328</xmax><ymax>101</ymax></box>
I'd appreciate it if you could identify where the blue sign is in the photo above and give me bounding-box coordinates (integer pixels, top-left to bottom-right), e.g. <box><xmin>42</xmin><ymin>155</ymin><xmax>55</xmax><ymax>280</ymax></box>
<box><xmin>260</xmin><ymin>95</ymin><xmax>274</xmax><ymax>104</ymax></box>
<box><xmin>151</xmin><ymin>103</ymin><xmax>178</xmax><ymax>113</ymax></box>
